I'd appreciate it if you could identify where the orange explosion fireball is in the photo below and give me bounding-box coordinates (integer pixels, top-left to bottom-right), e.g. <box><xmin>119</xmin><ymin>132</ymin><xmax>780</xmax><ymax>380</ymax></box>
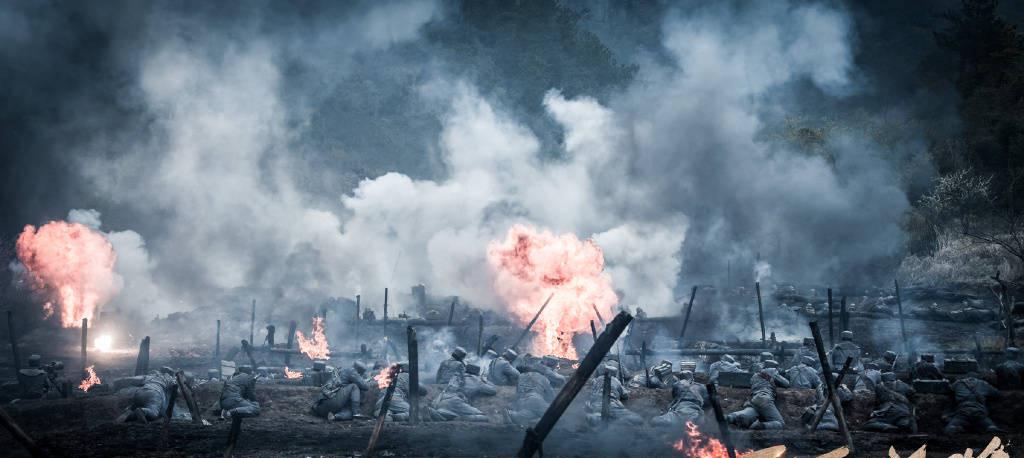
<box><xmin>78</xmin><ymin>365</ymin><xmax>102</xmax><ymax>391</ymax></box>
<box><xmin>16</xmin><ymin>221</ymin><xmax>120</xmax><ymax>327</ymax></box>
<box><xmin>283</xmin><ymin>366</ymin><xmax>303</xmax><ymax>379</ymax></box>
<box><xmin>373</xmin><ymin>364</ymin><xmax>400</xmax><ymax>389</ymax></box>
<box><xmin>487</xmin><ymin>224</ymin><xmax>618</xmax><ymax>359</ymax></box>
<box><xmin>295</xmin><ymin>316</ymin><xmax>330</xmax><ymax>360</ymax></box>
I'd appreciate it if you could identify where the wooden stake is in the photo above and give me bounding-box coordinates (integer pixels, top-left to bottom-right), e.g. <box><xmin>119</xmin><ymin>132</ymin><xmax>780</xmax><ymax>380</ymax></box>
<box><xmin>679</xmin><ymin>286</ymin><xmax>698</xmax><ymax>343</ymax></box>
<box><xmin>285</xmin><ymin>320</ymin><xmax>297</xmax><ymax>366</ymax></box>
<box><xmin>755</xmin><ymin>282</ymin><xmax>766</xmax><ymax>348</ymax></box>
<box><xmin>590</xmin><ymin>320</ymin><xmax>598</xmax><ymax>341</ymax></box>
<box><xmin>447</xmin><ymin>298</ymin><xmax>457</xmax><ymax>326</ymax></box>
<box><xmin>840</xmin><ymin>296</ymin><xmax>848</xmax><ymax>332</ymax></box>
<box><xmin>355</xmin><ymin>294</ymin><xmax>361</xmax><ymax>351</ymax></box>
<box><xmin>215</xmin><ymin>320</ymin><xmax>221</xmax><ymax>361</ymax></box>
<box><xmin>895</xmin><ymin>279</ymin><xmax>912</xmax><ymax>362</ymax></box>
<box><xmin>134</xmin><ymin>336</ymin><xmax>150</xmax><ymax>376</ymax></box>
<box><xmin>601</xmin><ymin>373</ymin><xmax>611</xmax><ymax>423</ymax></box>
<box><xmin>706</xmin><ymin>383</ymin><xmax>736</xmax><ymax>458</ymax></box>
<box><xmin>223</xmin><ymin>416</ymin><xmax>242</xmax><ymax>458</ymax></box>
<box><xmin>366</xmin><ymin>366</ymin><xmax>399</xmax><ymax>457</ymax></box>
<box><xmin>476</xmin><ymin>314</ymin><xmax>484</xmax><ymax>356</ymax></box>
<box><xmin>0</xmin><ymin>405</ymin><xmax>49</xmax><ymax>457</ymax></box>
<box><xmin>161</xmin><ymin>379</ymin><xmax>179</xmax><ymax>446</ymax></box>
<box><xmin>516</xmin><ymin>311</ymin><xmax>633</xmax><ymax>458</ymax></box>
<box><xmin>810</xmin><ymin>321</ymin><xmax>853</xmax><ymax>452</ymax></box>
<box><xmin>591</xmin><ymin>303</ymin><xmax>607</xmax><ymax>327</ymax></box>
<box><xmin>641</xmin><ymin>341</ymin><xmax>649</xmax><ymax>387</ymax></box>
<box><xmin>383</xmin><ymin>288</ymin><xmax>389</xmax><ymax>322</ymax></box>
<box><xmin>240</xmin><ymin>340</ymin><xmax>257</xmax><ymax>368</ymax></box>
<box><xmin>512</xmin><ymin>293</ymin><xmax>555</xmax><ymax>351</ymax></box>
<box><xmin>806</xmin><ymin>356</ymin><xmax>852</xmax><ymax>432</ymax></box>
<box><xmin>7</xmin><ymin>310</ymin><xmax>21</xmax><ymax>371</ymax></box>
<box><xmin>407</xmin><ymin>327</ymin><xmax>419</xmax><ymax>424</ymax></box>
<box><xmin>249</xmin><ymin>300</ymin><xmax>255</xmax><ymax>345</ymax></box>
<box><xmin>80</xmin><ymin>318</ymin><xmax>88</xmax><ymax>377</ymax></box>
<box><xmin>827</xmin><ymin>288</ymin><xmax>834</xmax><ymax>347</ymax></box>
<box><xmin>175</xmin><ymin>371</ymin><xmax>203</xmax><ymax>425</ymax></box>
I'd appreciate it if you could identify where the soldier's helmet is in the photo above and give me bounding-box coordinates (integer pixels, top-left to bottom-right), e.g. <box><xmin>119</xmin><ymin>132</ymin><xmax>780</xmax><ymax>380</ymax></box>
<box><xmin>542</xmin><ymin>355</ymin><xmax>558</xmax><ymax>367</ymax></box>
<box><xmin>465</xmin><ymin>364</ymin><xmax>481</xmax><ymax>376</ymax></box>
<box><xmin>51</xmin><ymin>361</ymin><xmax>64</xmax><ymax>371</ymax></box>
<box><xmin>763</xmin><ymin>360</ymin><xmax>779</xmax><ymax>369</ymax></box>
<box><xmin>1006</xmin><ymin>347</ymin><xmax>1020</xmax><ymax>359</ymax></box>
<box><xmin>353</xmin><ymin>361</ymin><xmax>367</xmax><ymax>374</ymax></box>
<box><xmin>654</xmin><ymin>364</ymin><xmax>671</xmax><ymax>377</ymax></box>
<box><xmin>312</xmin><ymin>361</ymin><xmax>327</xmax><ymax>372</ymax></box>
<box><xmin>881</xmin><ymin>372</ymin><xmax>896</xmax><ymax>382</ymax></box>
<box><xmin>840</xmin><ymin>331</ymin><xmax>853</xmax><ymax>341</ymax></box>
<box><xmin>160</xmin><ymin>366</ymin><xmax>175</xmax><ymax>375</ymax></box>
<box><xmin>27</xmin><ymin>355</ymin><xmax>41</xmax><ymax>367</ymax></box>
<box><xmin>802</xmin><ymin>355</ymin><xmax>817</xmax><ymax>366</ymax></box>
<box><xmin>721</xmin><ymin>354</ymin><xmax>735</xmax><ymax>364</ymax></box>
<box><xmin>677</xmin><ymin>370</ymin><xmax>694</xmax><ymax>381</ymax></box>
<box><xmin>921</xmin><ymin>354</ymin><xmax>935</xmax><ymax>363</ymax></box>
<box><xmin>485</xmin><ymin>349</ymin><xmax>498</xmax><ymax>359</ymax></box>
<box><xmin>759</xmin><ymin>352</ymin><xmax>772</xmax><ymax>361</ymax></box>
<box><xmin>452</xmin><ymin>347</ymin><xmax>468</xmax><ymax>360</ymax></box>
<box><xmin>865</xmin><ymin>362</ymin><xmax>880</xmax><ymax>370</ymax></box>
<box><xmin>603</xmin><ymin>364</ymin><xmax>619</xmax><ymax>376</ymax></box>
<box><xmin>803</xmin><ymin>338</ymin><xmax>814</xmax><ymax>347</ymax></box>
<box><xmin>884</xmin><ymin>350</ymin><xmax>897</xmax><ymax>360</ymax></box>
<box><xmin>502</xmin><ymin>348</ymin><xmax>518</xmax><ymax>361</ymax></box>
<box><xmin>237</xmin><ymin>365</ymin><xmax>253</xmax><ymax>374</ymax></box>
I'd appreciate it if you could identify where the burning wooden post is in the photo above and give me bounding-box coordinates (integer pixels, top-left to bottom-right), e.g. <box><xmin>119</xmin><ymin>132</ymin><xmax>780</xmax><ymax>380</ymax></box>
<box><xmin>827</xmin><ymin>288</ymin><xmax>834</xmax><ymax>347</ymax></box>
<box><xmin>80</xmin><ymin>318</ymin><xmax>88</xmax><ymax>377</ymax></box>
<box><xmin>809</xmin><ymin>321</ymin><xmax>853</xmax><ymax>452</ymax></box>
<box><xmin>383</xmin><ymin>288</ymin><xmax>389</xmax><ymax>322</ymax></box>
<box><xmin>7</xmin><ymin>310</ymin><xmax>21</xmax><ymax>371</ymax></box>
<box><xmin>249</xmin><ymin>300</ymin><xmax>255</xmax><ymax>345</ymax></box>
<box><xmin>284</xmin><ymin>320</ymin><xmax>297</xmax><ymax>366</ymax></box>
<box><xmin>407</xmin><ymin>326</ymin><xmax>419</xmax><ymax>423</ymax></box>
<box><xmin>476</xmin><ymin>314</ymin><xmax>484</xmax><ymax>356</ymax></box>
<box><xmin>679</xmin><ymin>286</ymin><xmax>698</xmax><ymax>344</ymax></box>
<box><xmin>755</xmin><ymin>281</ymin><xmax>766</xmax><ymax>348</ymax></box>
<box><xmin>135</xmin><ymin>336</ymin><xmax>150</xmax><ymax>376</ymax></box>
<box><xmin>0</xmin><ymin>406</ymin><xmax>48</xmax><ymax>457</ymax></box>
<box><xmin>511</xmin><ymin>293</ymin><xmax>555</xmax><ymax>351</ymax></box>
<box><xmin>223</xmin><ymin>416</ymin><xmax>243</xmax><ymax>458</ymax></box>
<box><xmin>215</xmin><ymin>320</ymin><xmax>221</xmax><ymax>361</ymax></box>
<box><xmin>175</xmin><ymin>371</ymin><xmax>203</xmax><ymax>425</ymax></box>
<box><xmin>705</xmin><ymin>383</ymin><xmax>736</xmax><ymax>458</ymax></box>
<box><xmin>516</xmin><ymin>311</ymin><xmax>633</xmax><ymax>458</ymax></box>
<box><xmin>366</xmin><ymin>364</ymin><xmax>400</xmax><ymax>457</ymax></box>
<box><xmin>600</xmin><ymin>373</ymin><xmax>611</xmax><ymax>423</ymax></box>
<box><xmin>806</xmin><ymin>356</ymin><xmax>852</xmax><ymax>432</ymax></box>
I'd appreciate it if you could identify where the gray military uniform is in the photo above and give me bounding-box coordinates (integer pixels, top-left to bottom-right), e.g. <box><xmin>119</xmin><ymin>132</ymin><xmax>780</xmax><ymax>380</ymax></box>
<box><xmin>221</xmin><ymin>373</ymin><xmax>260</xmax><ymax>418</ymax></box>
<box><xmin>427</xmin><ymin>376</ymin><xmax>489</xmax><ymax>422</ymax></box>
<box><xmin>507</xmin><ymin>372</ymin><xmax>555</xmax><ymax>426</ymax></box>
<box><xmin>488</xmin><ymin>356</ymin><xmax>521</xmax><ymax>386</ymax></box>
<box><xmin>708</xmin><ymin>359</ymin><xmax>742</xmax><ymax>384</ymax></box>
<box><xmin>862</xmin><ymin>377</ymin><xmax>915</xmax><ymax>432</ymax></box>
<box><xmin>584</xmin><ymin>373</ymin><xmax>643</xmax><ymax>426</ymax></box>
<box><xmin>803</xmin><ymin>374</ymin><xmax>852</xmax><ymax>431</ymax></box>
<box><xmin>726</xmin><ymin>368</ymin><xmax>790</xmax><ymax>430</ymax></box>
<box><xmin>994</xmin><ymin>360</ymin><xmax>1023</xmax><ymax>390</ymax></box>
<box><xmin>651</xmin><ymin>379</ymin><xmax>707</xmax><ymax>427</ymax></box>
<box><xmin>944</xmin><ymin>377</ymin><xmax>1002</xmax><ymax>434</ymax></box>
<box><xmin>127</xmin><ymin>372</ymin><xmax>177</xmax><ymax>422</ymax></box>
<box><xmin>375</xmin><ymin>372</ymin><xmax>427</xmax><ymax>421</ymax></box>
<box><xmin>435</xmin><ymin>358</ymin><xmax>466</xmax><ymax>385</ymax></box>
<box><xmin>785</xmin><ymin>363</ymin><xmax>820</xmax><ymax>389</ymax></box>
<box><xmin>828</xmin><ymin>341</ymin><xmax>863</xmax><ymax>372</ymax></box>
<box><xmin>312</xmin><ymin>367</ymin><xmax>369</xmax><ymax>420</ymax></box>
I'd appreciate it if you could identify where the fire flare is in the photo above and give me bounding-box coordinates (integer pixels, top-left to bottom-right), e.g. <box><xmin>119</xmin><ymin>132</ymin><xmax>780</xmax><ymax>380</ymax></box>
<box><xmin>673</xmin><ymin>422</ymin><xmax>751</xmax><ymax>458</ymax></box>
<box><xmin>487</xmin><ymin>224</ymin><xmax>618</xmax><ymax>358</ymax></box>
<box><xmin>283</xmin><ymin>366</ymin><xmax>303</xmax><ymax>379</ymax></box>
<box><xmin>78</xmin><ymin>365</ymin><xmax>101</xmax><ymax>392</ymax></box>
<box><xmin>16</xmin><ymin>221</ymin><xmax>120</xmax><ymax>327</ymax></box>
<box><xmin>295</xmin><ymin>316</ymin><xmax>330</xmax><ymax>360</ymax></box>
<box><xmin>374</xmin><ymin>364</ymin><xmax>400</xmax><ymax>389</ymax></box>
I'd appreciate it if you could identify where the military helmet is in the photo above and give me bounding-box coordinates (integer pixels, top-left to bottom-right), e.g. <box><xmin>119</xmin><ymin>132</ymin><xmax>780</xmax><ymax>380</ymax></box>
<box><xmin>465</xmin><ymin>364</ymin><xmax>481</xmax><ymax>376</ymax></box>
<box><xmin>353</xmin><ymin>361</ymin><xmax>367</xmax><ymax>373</ymax></box>
<box><xmin>759</xmin><ymin>352</ymin><xmax>772</xmax><ymax>360</ymax></box>
<box><xmin>884</xmin><ymin>350</ymin><xmax>897</xmax><ymax>360</ymax></box>
<box><xmin>502</xmin><ymin>348</ymin><xmax>518</xmax><ymax>361</ymax></box>
<box><xmin>921</xmin><ymin>354</ymin><xmax>935</xmax><ymax>363</ymax></box>
<box><xmin>721</xmin><ymin>354</ymin><xmax>735</xmax><ymax>364</ymax></box>
<box><xmin>485</xmin><ymin>349</ymin><xmax>498</xmax><ymax>358</ymax></box>
<box><xmin>236</xmin><ymin>365</ymin><xmax>253</xmax><ymax>374</ymax></box>
<box><xmin>27</xmin><ymin>354</ymin><xmax>41</xmax><ymax>367</ymax></box>
<box><xmin>802</xmin><ymin>355</ymin><xmax>817</xmax><ymax>366</ymax></box>
<box><xmin>763</xmin><ymin>360</ymin><xmax>779</xmax><ymax>369</ymax></box>
<box><xmin>840</xmin><ymin>330</ymin><xmax>853</xmax><ymax>341</ymax></box>
<box><xmin>452</xmin><ymin>347</ymin><xmax>468</xmax><ymax>360</ymax></box>
<box><xmin>541</xmin><ymin>355</ymin><xmax>558</xmax><ymax>367</ymax></box>
<box><xmin>1006</xmin><ymin>347</ymin><xmax>1020</xmax><ymax>358</ymax></box>
<box><xmin>678</xmin><ymin>370</ymin><xmax>694</xmax><ymax>381</ymax></box>
<box><xmin>160</xmin><ymin>366</ymin><xmax>175</xmax><ymax>375</ymax></box>
<box><xmin>881</xmin><ymin>372</ymin><xmax>896</xmax><ymax>382</ymax></box>
<box><xmin>603</xmin><ymin>364</ymin><xmax>618</xmax><ymax>376</ymax></box>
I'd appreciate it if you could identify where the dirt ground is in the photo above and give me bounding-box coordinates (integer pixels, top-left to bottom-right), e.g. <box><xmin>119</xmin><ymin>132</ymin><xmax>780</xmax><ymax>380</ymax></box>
<box><xmin>2</xmin><ymin>378</ymin><xmax>1022</xmax><ymax>457</ymax></box>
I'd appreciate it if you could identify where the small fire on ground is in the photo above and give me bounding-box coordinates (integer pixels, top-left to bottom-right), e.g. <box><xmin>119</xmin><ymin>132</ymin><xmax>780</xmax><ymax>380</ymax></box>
<box><xmin>673</xmin><ymin>422</ymin><xmax>754</xmax><ymax>458</ymax></box>
<box><xmin>295</xmin><ymin>316</ymin><xmax>330</xmax><ymax>360</ymax></box>
<box><xmin>374</xmin><ymin>364</ymin><xmax>400</xmax><ymax>389</ymax></box>
<box><xmin>283</xmin><ymin>366</ymin><xmax>303</xmax><ymax>379</ymax></box>
<box><xmin>78</xmin><ymin>365</ymin><xmax>101</xmax><ymax>391</ymax></box>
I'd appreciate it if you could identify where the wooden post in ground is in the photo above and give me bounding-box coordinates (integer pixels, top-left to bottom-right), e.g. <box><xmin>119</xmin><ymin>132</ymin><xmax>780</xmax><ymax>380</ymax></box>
<box><xmin>895</xmin><ymin>279</ymin><xmax>913</xmax><ymax>364</ymax></box>
<box><xmin>0</xmin><ymin>406</ymin><xmax>49</xmax><ymax>457</ymax></box>
<box><xmin>590</xmin><ymin>320</ymin><xmax>598</xmax><ymax>341</ymax></box>
<box><xmin>516</xmin><ymin>311</ymin><xmax>633</xmax><ymax>458</ymax></box>
<box><xmin>840</xmin><ymin>296</ymin><xmax>848</xmax><ymax>332</ymax></box>
<box><xmin>175</xmin><ymin>371</ymin><xmax>203</xmax><ymax>425</ymax></box>
<box><xmin>810</xmin><ymin>321</ymin><xmax>853</xmax><ymax>452</ymax></box>
<box><xmin>679</xmin><ymin>286</ymin><xmax>698</xmax><ymax>344</ymax></box>
<box><xmin>827</xmin><ymin>288</ymin><xmax>834</xmax><ymax>347</ymax></box>
<box><xmin>641</xmin><ymin>340</ymin><xmax>649</xmax><ymax>386</ymax></box>
<box><xmin>134</xmin><ymin>336</ymin><xmax>150</xmax><ymax>376</ymax></box>
<box><xmin>601</xmin><ymin>373</ymin><xmax>611</xmax><ymax>423</ymax></box>
<box><xmin>240</xmin><ymin>340</ymin><xmax>257</xmax><ymax>368</ymax></box>
<box><xmin>383</xmin><ymin>288</ymin><xmax>389</xmax><ymax>322</ymax></box>
<box><xmin>407</xmin><ymin>327</ymin><xmax>419</xmax><ymax>423</ymax></box>
<box><xmin>755</xmin><ymin>282</ymin><xmax>766</xmax><ymax>348</ymax></box>
<box><xmin>80</xmin><ymin>318</ymin><xmax>88</xmax><ymax>377</ymax></box>
<box><xmin>7</xmin><ymin>311</ymin><xmax>21</xmax><ymax>371</ymax></box>
<box><xmin>215</xmin><ymin>320</ymin><xmax>221</xmax><ymax>361</ymax></box>
<box><xmin>705</xmin><ymin>383</ymin><xmax>736</xmax><ymax>458</ymax></box>
<box><xmin>249</xmin><ymin>300</ymin><xmax>255</xmax><ymax>345</ymax></box>
<box><xmin>161</xmin><ymin>379</ymin><xmax>179</xmax><ymax>446</ymax></box>
<box><xmin>355</xmin><ymin>294</ymin><xmax>361</xmax><ymax>351</ymax></box>
<box><xmin>477</xmin><ymin>314</ymin><xmax>484</xmax><ymax>356</ymax></box>
<box><xmin>366</xmin><ymin>366</ymin><xmax>399</xmax><ymax>457</ymax></box>
<box><xmin>447</xmin><ymin>298</ymin><xmax>457</xmax><ymax>326</ymax></box>
<box><xmin>807</xmin><ymin>356</ymin><xmax>852</xmax><ymax>432</ymax></box>
<box><xmin>223</xmin><ymin>416</ymin><xmax>242</xmax><ymax>458</ymax></box>
<box><xmin>285</xmin><ymin>320</ymin><xmax>297</xmax><ymax>366</ymax></box>
<box><xmin>591</xmin><ymin>303</ymin><xmax>607</xmax><ymax>328</ymax></box>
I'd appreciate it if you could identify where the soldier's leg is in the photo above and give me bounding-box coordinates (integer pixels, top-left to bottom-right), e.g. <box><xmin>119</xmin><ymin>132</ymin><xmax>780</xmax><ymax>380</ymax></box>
<box><xmin>944</xmin><ymin>411</ymin><xmax>970</xmax><ymax>434</ymax></box>
<box><xmin>725</xmin><ymin>405</ymin><xmax>758</xmax><ymax>428</ymax></box>
<box><xmin>750</xmin><ymin>395</ymin><xmax>785</xmax><ymax>430</ymax></box>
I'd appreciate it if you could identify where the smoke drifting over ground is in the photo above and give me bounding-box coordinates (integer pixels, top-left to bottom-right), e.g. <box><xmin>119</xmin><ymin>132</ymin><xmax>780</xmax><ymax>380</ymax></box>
<box><xmin>2</xmin><ymin>1</ymin><xmax>933</xmax><ymax>324</ymax></box>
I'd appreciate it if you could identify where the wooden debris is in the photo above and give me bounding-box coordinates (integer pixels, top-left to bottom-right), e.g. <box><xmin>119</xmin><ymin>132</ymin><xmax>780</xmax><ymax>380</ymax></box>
<box><xmin>135</xmin><ymin>336</ymin><xmax>150</xmax><ymax>376</ymax></box>
<box><xmin>679</xmin><ymin>286</ymin><xmax>698</xmax><ymax>344</ymax></box>
<box><xmin>512</xmin><ymin>293</ymin><xmax>555</xmax><ymax>351</ymax></box>
<box><xmin>705</xmin><ymin>383</ymin><xmax>737</xmax><ymax>458</ymax></box>
<box><xmin>810</xmin><ymin>321</ymin><xmax>853</xmax><ymax>452</ymax></box>
<box><xmin>0</xmin><ymin>405</ymin><xmax>49</xmax><ymax>457</ymax></box>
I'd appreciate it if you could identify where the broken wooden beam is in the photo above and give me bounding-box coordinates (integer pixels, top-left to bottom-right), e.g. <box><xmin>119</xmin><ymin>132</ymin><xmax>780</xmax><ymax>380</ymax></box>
<box><xmin>810</xmin><ymin>321</ymin><xmax>853</xmax><ymax>452</ymax></box>
<box><xmin>756</xmin><ymin>281</ymin><xmax>766</xmax><ymax>348</ymax></box>
<box><xmin>383</xmin><ymin>287</ymin><xmax>389</xmax><ymax>322</ymax></box>
<box><xmin>591</xmin><ymin>303</ymin><xmax>606</xmax><ymax>327</ymax></box>
<box><xmin>285</xmin><ymin>320</ymin><xmax>297</xmax><ymax>366</ymax></box>
<box><xmin>601</xmin><ymin>373</ymin><xmax>611</xmax><ymax>423</ymax></box>
<box><xmin>807</xmin><ymin>356</ymin><xmax>852</xmax><ymax>432</ymax></box>
<box><xmin>590</xmin><ymin>320</ymin><xmax>598</xmax><ymax>341</ymax></box>
<box><xmin>0</xmin><ymin>405</ymin><xmax>49</xmax><ymax>457</ymax></box>
<box><xmin>135</xmin><ymin>336</ymin><xmax>150</xmax><ymax>376</ymax></box>
<box><xmin>447</xmin><ymin>298</ymin><xmax>457</xmax><ymax>326</ymax></box>
<box><xmin>7</xmin><ymin>310</ymin><xmax>21</xmax><ymax>371</ymax></box>
<box><xmin>175</xmin><ymin>371</ymin><xmax>203</xmax><ymax>425</ymax></box>
<box><xmin>827</xmin><ymin>288</ymin><xmax>834</xmax><ymax>347</ymax></box>
<box><xmin>476</xmin><ymin>314</ymin><xmax>483</xmax><ymax>356</ymax></box>
<box><xmin>249</xmin><ymin>299</ymin><xmax>255</xmax><ymax>345</ymax></box>
<box><xmin>840</xmin><ymin>296</ymin><xmax>848</xmax><ymax>332</ymax></box>
<box><xmin>407</xmin><ymin>326</ymin><xmax>420</xmax><ymax>424</ymax></box>
<box><xmin>366</xmin><ymin>365</ymin><xmax>400</xmax><ymax>457</ymax></box>
<box><xmin>512</xmin><ymin>293</ymin><xmax>555</xmax><ymax>351</ymax></box>
<box><xmin>679</xmin><ymin>285</ymin><xmax>698</xmax><ymax>343</ymax></box>
<box><xmin>161</xmin><ymin>378</ymin><xmax>179</xmax><ymax>446</ymax></box>
<box><xmin>516</xmin><ymin>311</ymin><xmax>633</xmax><ymax>458</ymax></box>
<box><xmin>706</xmin><ymin>383</ymin><xmax>736</xmax><ymax>458</ymax></box>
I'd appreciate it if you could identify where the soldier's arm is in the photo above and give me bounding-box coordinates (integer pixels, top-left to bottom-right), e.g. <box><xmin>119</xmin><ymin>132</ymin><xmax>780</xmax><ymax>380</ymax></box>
<box><xmin>350</xmin><ymin>373</ymin><xmax>370</xmax><ymax>391</ymax></box>
<box><xmin>773</xmin><ymin>373</ymin><xmax>790</xmax><ymax>388</ymax></box>
<box><xmin>505</xmin><ymin>364</ymin><xmax>521</xmax><ymax>383</ymax></box>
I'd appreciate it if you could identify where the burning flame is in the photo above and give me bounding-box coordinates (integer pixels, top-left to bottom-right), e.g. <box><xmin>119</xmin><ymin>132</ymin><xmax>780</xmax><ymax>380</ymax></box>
<box><xmin>487</xmin><ymin>225</ymin><xmax>618</xmax><ymax>358</ymax></box>
<box><xmin>283</xmin><ymin>366</ymin><xmax>303</xmax><ymax>379</ymax></box>
<box><xmin>295</xmin><ymin>316</ymin><xmax>330</xmax><ymax>360</ymax></box>
<box><xmin>78</xmin><ymin>365</ymin><xmax>101</xmax><ymax>391</ymax></box>
<box><xmin>374</xmin><ymin>364</ymin><xmax>400</xmax><ymax>390</ymax></box>
<box><xmin>16</xmin><ymin>221</ymin><xmax>121</xmax><ymax>328</ymax></box>
<box><xmin>673</xmin><ymin>422</ymin><xmax>754</xmax><ymax>458</ymax></box>
<box><xmin>94</xmin><ymin>334</ymin><xmax>114</xmax><ymax>352</ymax></box>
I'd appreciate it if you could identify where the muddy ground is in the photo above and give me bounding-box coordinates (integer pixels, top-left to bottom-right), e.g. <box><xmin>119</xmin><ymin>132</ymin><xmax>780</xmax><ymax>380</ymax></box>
<box><xmin>2</xmin><ymin>376</ymin><xmax>1022</xmax><ymax>457</ymax></box>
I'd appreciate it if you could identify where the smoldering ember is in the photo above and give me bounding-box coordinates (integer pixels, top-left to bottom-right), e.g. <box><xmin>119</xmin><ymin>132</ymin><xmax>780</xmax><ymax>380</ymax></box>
<box><xmin>3</xmin><ymin>2</ymin><xmax>1024</xmax><ymax>458</ymax></box>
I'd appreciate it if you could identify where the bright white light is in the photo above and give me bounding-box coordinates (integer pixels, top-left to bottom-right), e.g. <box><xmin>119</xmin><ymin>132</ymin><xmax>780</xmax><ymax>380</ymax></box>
<box><xmin>94</xmin><ymin>334</ymin><xmax>114</xmax><ymax>352</ymax></box>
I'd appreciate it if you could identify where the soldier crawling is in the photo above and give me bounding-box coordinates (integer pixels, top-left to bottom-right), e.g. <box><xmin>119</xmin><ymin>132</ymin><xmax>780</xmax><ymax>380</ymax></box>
<box><xmin>584</xmin><ymin>365</ymin><xmax>643</xmax><ymax>426</ymax></box>
<box><xmin>726</xmin><ymin>360</ymin><xmax>790</xmax><ymax>430</ymax></box>
<box><xmin>119</xmin><ymin>367</ymin><xmax>178</xmax><ymax>423</ymax></box>
<box><xmin>785</xmin><ymin>356</ymin><xmax>820</xmax><ymax>389</ymax></box>
<box><xmin>651</xmin><ymin>370</ymin><xmax>707</xmax><ymax>428</ymax></box>
<box><xmin>311</xmin><ymin>361</ymin><xmax>369</xmax><ymax>421</ymax></box>
<box><xmin>803</xmin><ymin>372</ymin><xmax>853</xmax><ymax>432</ymax></box>
<box><xmin>507</xmin><ymin>366</ymin><xmax>555</xmax><ymax>426</ymax></box>
<box><xmin>944</xmin><ymin>373</ymin><xmax>1003</xmax><ymax>434</ymax></box>
<box><xmin>828</xmin><ymin>331</ymin><xmax>863</xmax><ymax>372</ymax></box>
<box><xmin>862</xmin><ymin>372</ymin><xmax>916</xmax><ymax>432</ymax></box>
<box><xmin>994</xmin><ymin>347</ymin><xmax>1023</xmax><ymax>389</ymax></box>
<box><xmin>220</xmin><ymin>365</ymin><xmax>260</xmax><ymax>418</ymax></box>
<box><xmin>708</xmin><ymin>354</ymin><xmax>742</xmax><ymax>384</ymax></box>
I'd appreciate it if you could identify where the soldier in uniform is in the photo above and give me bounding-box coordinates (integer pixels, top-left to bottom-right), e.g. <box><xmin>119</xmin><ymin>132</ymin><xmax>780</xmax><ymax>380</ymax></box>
<box><xmin>863</xmin><ymin>372</ymin><xmax>916</xmax><ymax>432</ymax></box>
<box><xmin>911</xmin><ymin>354</ymin><xmax>944</xmax><ymax>380</ymax></box>
<box><xmin>803</xmin><ymin>372</ymin><xmax>852</xmax><ymax>431</ymax></box>
<box><xmin>427</xmin><ymin>371</ymin><xmax>489</xmax><ymax>422</ymax></box>
<box><xmin>435</xmin><ymin>346</ymin><xmax>468</xmax><ymax>385</ymax></box>
<box><xmin>263</xmin><ymin>324</ymin><xmax>276</xmax><ymax>347</ymax></box>
<box><xmin>944</xmin><ymin>373</ymin><xmax>1003</xmax><ymax>434</ymax></box>
<box><xmin>828</xmin><ymin>331</ymin><xmax>863</xmax><ymax>372</ymax></box>
<box><xmin>584</xmin><ymin>365</ymin><xmax>643</xmax><ymax>426</ymax></box>
<box><xmin>42</xmin><ymin>360</ymin><xmax>71</xmax><ymax>398</ymax></box>
<box><xmin>488</xmin><ymin>348</ymin><xmax>521</xmax><ymax>386</ymax></box>
<box><xmin>785</xmin><ymin>356</ymin><xmax>821</xmax><ymax>389</ymax></box>
<box><xmin>651</xmin><ymin>371</ymin><xmax>708</xmax><ymax>427</ymax></box>
<box><xmin>791</xmin><ymin>338</ymin><xmax>819</xmax><ymax>367</ymax></box>
<box><xmin>630</xmin><ymin>360</ymin><xmax>675</xmax><ymax>389</ymax></box>
<box><xmin>855</xmin><ymin>361</ymin><xmax>882</xmax><ymax>393</ymax></box>
<box><xmin>994</xmin><ymin>347</ymin><xmax>1023</xmax><ymax>389</ymax></box>
<box><xmin>708</xmin><ymin>354</ymin><xmax>742</xmax><ymax>384</ymax></box>
<box><xmin>375</xmin><ymin>362</ymin><xmax>427</xmax><ymax>422</ymax></box>
<box><xmin>507</xmin><ymin>366</ymin><xmax>555</xmax><ymax>426</ymax></box>
<box><xmin>873</xmin><ymin>350</ymin><xmax>899</xmax><ymax>372</ymax></box>
<box><xmin>726</xmin><ymin>360</ymin><xmax>790</xmax><ymax>430</ymax></box>
<box><xmin>312</xmin><ymin>361</ymin><xmax>369</xmax><ymax>420</ymax></box>
<box><xmin>17</xmin><ymin>355</ymin><xmax>51</xmax><ymax>399</ymax></box>
<box><xmin>122</xmin><ymin>368</ymin><xmax>178</xmax><ymax>422</ymax></box>
<box><xmin>532</xmin><ymin>355</ymin><xmax>566</xmax><ymax>387</ymax></box>
<box><xmin>463</xmin><ymin>363</ymin><xmax>497</xmax><ymax>401</ymax></box>
<box><xmin>220</xmin><ymin>365</ymin><xmax>260</xmax><ymax>418</ymax></box>
<box><xmin>750</xmin><ymin>352</ymin><xmax>774</xmax><ymax>373</ymax></box>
